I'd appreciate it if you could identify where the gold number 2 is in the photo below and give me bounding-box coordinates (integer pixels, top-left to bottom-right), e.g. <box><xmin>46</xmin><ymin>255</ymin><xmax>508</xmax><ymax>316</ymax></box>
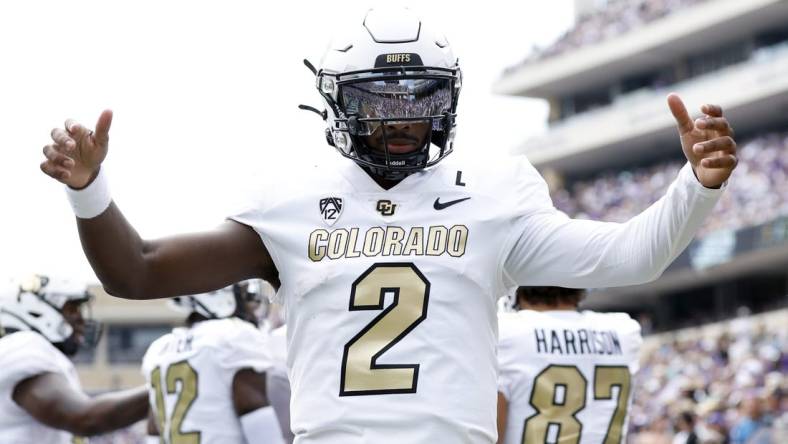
<box><xmin>523</xmin><ymin>365</ymin><xmax>631</xmax><ymax>444</ymax></box>
<box><xmin>150</xmin><ymin>361</ymin><xmax>201</xmax><ymax>444</ymax></box>
<box><xmin>340</xmin><ymin>263</ymin><xmax>430</xmax><ymax>396</ymax></box>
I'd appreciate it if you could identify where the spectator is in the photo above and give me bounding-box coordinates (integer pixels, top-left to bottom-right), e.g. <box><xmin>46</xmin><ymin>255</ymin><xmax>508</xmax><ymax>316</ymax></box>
<box><xmin>628</xmin><ymin>311</ymin><xmax>787</xmax><ymax>443</ymax></box>
<box><xmin>504</xmin><ymin>0</ymin><xmax>712</xmax><ymax>71</ymax></box>
<box><xmin>552</xmin><ymin>131</ymin><xmax>788</xmax><ymax>237</ymax></box>
<box><xmin>672</xmin><ymin>411</ymin><xmax>699</xmax><ymax>444</ymax></box>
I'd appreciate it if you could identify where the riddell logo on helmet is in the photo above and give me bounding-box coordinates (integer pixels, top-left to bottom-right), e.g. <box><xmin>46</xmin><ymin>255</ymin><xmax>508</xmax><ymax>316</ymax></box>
<box><xmin>386</xmin><ymin>53</ymin><xmax>411</xmax><ymax>63</ymax></box>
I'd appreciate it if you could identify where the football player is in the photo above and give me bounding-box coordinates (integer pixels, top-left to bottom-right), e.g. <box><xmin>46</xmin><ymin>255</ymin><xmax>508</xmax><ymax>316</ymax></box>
<box><xmin>141</xmin><ymin>283</ymin><xmax>282</xmax><ymax>444</ymax></box>
<box><xmin>0</xmin><ymin>275</ymin><xmax>148</xmax><ymax>443</ymax></box>
<box><xmin>39</xmin><ymin>7</ymin><xmax>736</xmax><ymax>443</ymax></box>
<box><xmin>496</xmin><ymin>287</ymin><xmax>642</xmax><ymax>444</ymax></box>
<box><xmin>266</xmin><ymin>323</ymin><xmax>294</xmax><ymax>444</ymax></box>
<box><xmin>232</xmin><ymin>279</ymin><xmax>269</xmax><ymax>329</ymax></box>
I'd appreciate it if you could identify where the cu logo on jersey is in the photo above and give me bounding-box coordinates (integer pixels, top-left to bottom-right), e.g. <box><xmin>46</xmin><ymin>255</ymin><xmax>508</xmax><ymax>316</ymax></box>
<box><xmin>320</xmin><ymin>197</ymin><xmax>343</xmax><ymax>226</ymax></box>
<box><xmin>376</xmin><ymin>200</ymin><xmax>397</xmax><ymax>216</ymax></box>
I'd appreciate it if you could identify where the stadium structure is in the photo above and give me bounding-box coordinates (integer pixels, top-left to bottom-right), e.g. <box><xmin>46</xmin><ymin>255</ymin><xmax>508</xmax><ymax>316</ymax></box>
<box><xmin>75</xmin><ymin>287</ymin><xmax>181</xmax><ymax>392</ymax></box>
<box><xmin>61</xmin><ymin>1</ymin><xmax>787</xmax><ymax>440</ymax></box>
<box><xmin>495</xmin><ymin>0</ymin><xmax>788</xmax><ymax>331</ymax></box>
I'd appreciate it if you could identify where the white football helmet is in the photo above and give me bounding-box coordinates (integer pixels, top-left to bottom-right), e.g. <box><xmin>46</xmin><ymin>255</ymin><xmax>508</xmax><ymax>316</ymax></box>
<box><xmin>169</xmin><ymin>287</ymin><xmax>238</xmax><ymax>320</ymax></box>
<box><xmin>0</xmin><ymin>275</ymin><xmax>99</xmax><ymax>355</ymax></box>
<box><xmin>312</xmin><ymin>7</ymin><xmax>462</xmax><ymax>180</ymax></box>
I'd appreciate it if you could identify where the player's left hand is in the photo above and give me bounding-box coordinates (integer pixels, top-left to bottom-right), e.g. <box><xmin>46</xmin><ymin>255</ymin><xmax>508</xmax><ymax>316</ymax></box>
<box><xmin>667</xmin><ymin>93</ymin><xmax>737</xmax><ymax>188</ymax></box>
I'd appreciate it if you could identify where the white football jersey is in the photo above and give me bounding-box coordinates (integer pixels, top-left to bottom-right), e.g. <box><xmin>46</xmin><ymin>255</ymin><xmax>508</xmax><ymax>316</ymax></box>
<box><xmin>141</xmin><ymin>318</ymin><xmax>273</xmax><ymax>444</ymax></box>
<box><xmin>267</xmin><ymin>325</ymin><xmax>294</xmax><ymax>443</ymax></box>
<box><xmin>0</xmin><ymin>331</ymin><xmax>82</xmax><ymax>444</ymax></box>
<box><xmin>230</xmin><ymin>156</ymin><xmax>720</xmax><ymax>443</ymax></box>
<box><xmin>497</xmin><ymin>310</ymin><xmax>643</xmax><ymax>444</ymax></box>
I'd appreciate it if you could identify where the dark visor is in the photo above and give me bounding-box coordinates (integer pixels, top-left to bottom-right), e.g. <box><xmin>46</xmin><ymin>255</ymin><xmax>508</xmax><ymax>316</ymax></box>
<box><xmin>339</xmin><ymin>78</ymin><xmax>452</xmax><ymax>124</ymax></box>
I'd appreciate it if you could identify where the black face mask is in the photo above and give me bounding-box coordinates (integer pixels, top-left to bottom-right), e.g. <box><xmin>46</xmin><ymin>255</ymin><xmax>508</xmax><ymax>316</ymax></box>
<box><xmin>338</xmin><ymin>77</ymin><xmax>455</xmax><ymax>181</ymax></box>
<box><xmin>314</xmin><ymin>65</ymin><xmax>461</xmax><ymax>182</ymax></box>
<box><xmin>54</xmin><ymin>337</ymin><xmax>80</xmax><ymax>356</ymax></box>
<box><xmin>54</xmin><ymin>320</ymin><xmax>103</xmax><ymax>357</ymax></box>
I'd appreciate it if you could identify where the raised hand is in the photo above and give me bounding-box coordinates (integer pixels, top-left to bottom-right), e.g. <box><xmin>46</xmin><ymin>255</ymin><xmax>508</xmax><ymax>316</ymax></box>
<box><xmin>41</xmin><ymin>110</ymin><xmax>113</xmax><ymax>189</ymax></box>
<box><xmin>667</xmin><ymin>93</ymin><xmax>737</xmax><ymax>188</ymax></box>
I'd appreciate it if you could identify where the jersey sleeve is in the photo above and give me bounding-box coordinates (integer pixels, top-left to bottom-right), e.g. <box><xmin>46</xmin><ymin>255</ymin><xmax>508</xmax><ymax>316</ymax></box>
<box><xmin>0</xmin><ymin>334</ymin><xmax>66</xmax><ymax>394</ymax></box>
<box><xmin>218</xmin><ymin>321</ymin><xmax>274</xmax><ymax>374</ymax></box>
<box><xmin>226</xmin><ymin>178</ymin><xmax>287</xmax><ymax>304</ymax></box>
<box><xmin>502</xmin><ymin>162</ymin><xmax>724</xmax><ymax>288</ymax></box>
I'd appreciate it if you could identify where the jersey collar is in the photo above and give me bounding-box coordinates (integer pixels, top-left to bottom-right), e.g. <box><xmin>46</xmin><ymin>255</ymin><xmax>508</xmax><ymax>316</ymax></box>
<box><xmin>339</xmin><ymin>158</ymin><xmax>437</xmax><ymax>194</ymax></box>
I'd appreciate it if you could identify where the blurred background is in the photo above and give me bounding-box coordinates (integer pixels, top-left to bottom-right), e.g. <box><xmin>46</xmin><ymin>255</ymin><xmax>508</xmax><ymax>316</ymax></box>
<box><xmin>2</xmin><ymin>0</ymin><xmax>787</xmax><ymax>442</ymax></box>
<box><xmin>498</xmin><ymin>0</ymin><xmax>788</xmax><ymax>442</ymax></box>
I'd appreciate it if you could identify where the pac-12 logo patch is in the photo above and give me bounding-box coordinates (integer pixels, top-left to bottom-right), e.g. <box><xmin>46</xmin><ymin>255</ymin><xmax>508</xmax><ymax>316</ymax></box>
<box><xmin>319</xmin><ymin>197</ymin><xmax>343</xmax><ymax>226</ymax></box>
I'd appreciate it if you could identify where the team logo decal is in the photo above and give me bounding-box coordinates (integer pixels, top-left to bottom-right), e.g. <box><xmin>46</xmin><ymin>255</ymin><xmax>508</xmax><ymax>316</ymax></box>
<box><xmin>319</xmin><ymin>197</ymin><xmax>343</xmax><ymax>226</ymax></box>
<box><xmin>376</xmin><ymin>199</ymin><xmax>397</xmax><ymax>216</ymax></box>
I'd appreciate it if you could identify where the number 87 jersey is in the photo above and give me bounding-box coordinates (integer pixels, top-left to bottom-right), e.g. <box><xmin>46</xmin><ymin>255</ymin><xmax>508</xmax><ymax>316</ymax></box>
<box><xmin>497</xmin><ymin>310</ymin><xmax>643</xmax><ymax>444</ymax></box>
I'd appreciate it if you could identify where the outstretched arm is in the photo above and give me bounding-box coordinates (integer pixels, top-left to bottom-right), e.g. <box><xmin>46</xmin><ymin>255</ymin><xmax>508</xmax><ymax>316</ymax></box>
<box><xmin>504</xmin><ymin>94</ymin><xmax>736</xmax><ymax>288</ymax></box>
<box><xmin>233</xmin><ymin>369</ymin><xmax>285</xmax><ymax>444</ymax></box>
<box><xmin>77</xmin><ymin>204</ymin><xmax>271</xmax><ymax>299</ymax></box>
<box><xmin>13</xmin><ymin>372</ymin><xmax>149</xmax><ymax>437</ymax></box>
<box><xmin>40</xmin><ymin>111</ymin><xmax>276</xmax><ymax>299</ymax></box>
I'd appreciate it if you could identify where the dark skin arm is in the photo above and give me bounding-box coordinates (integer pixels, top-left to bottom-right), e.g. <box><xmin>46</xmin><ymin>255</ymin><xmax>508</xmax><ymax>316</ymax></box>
<box><xmin>77</xmin><ymin>205</ymin><xmax>275</xmax><ymax>300</ymax></box>
<box><xmin>232</xmin><ymin>368</ymin><xmax>270</xmax><ymax>416</ymax></box>
<box><xmin>41</xmin><ymin>111</ymin><xmax>277</xmax><ymax>300</ymax></box>
<box><xmin>13</xmin><ymin>372</ymin><xmax>149</xmax><ymax>437</ymax></box>
<box><xmin>497</xmin><ymin>392</ymin><xmax>508</xmax><ymax>444</ymax></box>
<box><xmin>146</xmin><ymin>410</ymin><xmax>160</xmax><ymax>437</ymax></box>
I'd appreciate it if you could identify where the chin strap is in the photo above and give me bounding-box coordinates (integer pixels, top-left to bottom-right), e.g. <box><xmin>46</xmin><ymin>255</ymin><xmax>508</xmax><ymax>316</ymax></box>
<box><xmin>298</xmin><ymin>59</ymin><xmax>328</xmax><ymax>121</ymax></box>
<box><xmin>303</xmin><ymin>58</ymin><xmax>317</xmax><ymax>75</ymax></box>
<box><xmin>297</xmin><ymin>104</ymin><xmax>327</xmax><ymax>120</ymax></box>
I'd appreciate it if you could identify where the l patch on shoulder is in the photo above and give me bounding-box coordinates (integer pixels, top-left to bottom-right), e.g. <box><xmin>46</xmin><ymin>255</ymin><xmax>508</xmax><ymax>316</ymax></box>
<box><xmin>320</xmin><ymin>197</ymin><xmax>343</xmax><ymax>226</ymax></box>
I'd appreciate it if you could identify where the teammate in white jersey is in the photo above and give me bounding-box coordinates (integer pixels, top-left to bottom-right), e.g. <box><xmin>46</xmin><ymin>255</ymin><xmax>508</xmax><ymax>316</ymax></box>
<box><xmin>39</xmin><ymin>7</ymin><xmax>736</xmax><ymax>443</ymax></box>
<box><xmin>0</xmin><ymin>275</ymin><xmax>148</xmax><ymax>443</ymax></box>
<box><xmin>267</xmin><ymin>324</ymin><xmax>294</xmax><ymax>444</ymax></box>
<box><xmin>497</xmin><ymin>287</ymin><xmax>643</xmax><ymax>444</ymax></box>
<box><xmin>142</xmin><ymin>283</ymin><xmax>282</xmax><ymax>444</ymax></box>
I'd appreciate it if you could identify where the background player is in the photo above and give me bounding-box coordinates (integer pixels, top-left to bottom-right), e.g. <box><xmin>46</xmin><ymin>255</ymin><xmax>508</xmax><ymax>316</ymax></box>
<box><xmin>0</xmin><ymin>275</ymin><xmax>148</xmax><ymax>443</ymax></box>
<box><xmin>266</xmin><ymin>323</ymin><xmax>294</xmax><ymax>444</ymax></box>
<box><xmin>142</xmin><ymin>284</ymin><xmax>281</xmax><ymax>444</ymax></box>
<box><xmin>497</xmin><ymin>286</ymin><xmax>643</xmax><ymax>444</ymax></box>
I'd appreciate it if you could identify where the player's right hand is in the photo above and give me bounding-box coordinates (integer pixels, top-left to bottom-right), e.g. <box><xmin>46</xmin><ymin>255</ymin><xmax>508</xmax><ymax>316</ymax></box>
<box><xmin>41</xmin><ymin>110</ymin><xmax>113</xmax><ymax>189</ymax></box>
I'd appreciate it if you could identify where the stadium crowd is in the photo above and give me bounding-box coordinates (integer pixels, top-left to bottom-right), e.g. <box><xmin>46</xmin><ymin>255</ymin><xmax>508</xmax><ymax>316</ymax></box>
<box><xmin>552</xmin><ymin>131</ymin><xmax>788</xmax><ymax>237</ymax></box>
<box><xmin>628</xmin><ymin>310</ymin><xmax>787</xmax><ymax>443</ymax></box>
<box><xmin>504</xmin><ymin>0</ymin><xmax>711</xmax><ymax>72</ymax></box>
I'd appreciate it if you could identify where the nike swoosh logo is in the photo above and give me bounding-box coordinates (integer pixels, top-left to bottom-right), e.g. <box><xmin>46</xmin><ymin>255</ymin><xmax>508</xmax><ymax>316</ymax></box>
<box><xmin>433</xmin><ymin>197</ymin><xmax>471</xmax><ymax>210</ymax></box>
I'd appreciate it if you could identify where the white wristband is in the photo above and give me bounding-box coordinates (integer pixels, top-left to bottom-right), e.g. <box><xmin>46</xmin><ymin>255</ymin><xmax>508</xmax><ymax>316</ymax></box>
<box><xmin>65</xmin><ymin>167</ymin><xmax>112</xmax><ymax>219</ymax></box>
<box><xmin>241</xmin><ymin>406</ymin><xmax>285</xmax><ymax>444</ymax></box>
